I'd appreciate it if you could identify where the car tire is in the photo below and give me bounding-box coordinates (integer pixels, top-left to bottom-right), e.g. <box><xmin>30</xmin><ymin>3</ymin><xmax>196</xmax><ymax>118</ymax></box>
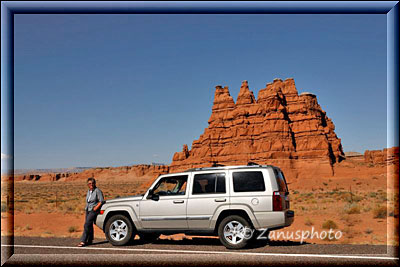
<box><xmin>138</xmin><ymin>233</ymin><xmax>160</xmax><ymax>243</ymax></box>
<box><xmin>218</xmin><ymin>215</ymin><xmax>253</xmax><ymax>249</ymax></box>
<box><xmin>105</xmin><ymin>214</ymin><xmax>134</xmax><ymax>246</ymax></box>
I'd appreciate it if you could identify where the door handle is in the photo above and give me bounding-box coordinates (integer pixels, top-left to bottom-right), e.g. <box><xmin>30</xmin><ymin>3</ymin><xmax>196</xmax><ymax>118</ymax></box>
<box><xmin>173</xmin><ymin>200</ymin><xmax>184</xmax><ymax>204</ymax></box>
<box><xmin>214</xmin><ymin>198</ymin><xmax>226</xmax><ymax>202</ymax></box>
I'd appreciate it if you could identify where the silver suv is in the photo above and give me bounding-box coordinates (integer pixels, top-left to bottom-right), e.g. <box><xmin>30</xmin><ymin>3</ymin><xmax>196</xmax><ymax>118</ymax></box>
<box><xmin>95</xmin><ymin>164</ymin><xmax>294</xmax><ymax>249</ymax></box>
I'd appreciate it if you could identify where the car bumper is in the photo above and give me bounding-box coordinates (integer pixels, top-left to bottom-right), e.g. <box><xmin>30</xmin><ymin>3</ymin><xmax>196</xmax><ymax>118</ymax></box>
<box><xmin>285</xmin><ymin>210</ymin><xmax>294</xmax><ymax>226</ymax></box>
<box><xmin>254</xmin><ymin>210</ymin><xmax>294</xmax><ymax>230</ymax></box>
<box><xmin>95</xmin><ymin>213</ymin><xmax>105</xmax><ymax>231</ymax></box>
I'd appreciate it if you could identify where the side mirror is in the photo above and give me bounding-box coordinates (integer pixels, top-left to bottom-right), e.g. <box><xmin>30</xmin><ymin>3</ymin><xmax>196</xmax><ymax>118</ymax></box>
<box><xmin>151</xmin><ymin>194</ymin><xmax>160</xmax><ymax>201</ymax></box>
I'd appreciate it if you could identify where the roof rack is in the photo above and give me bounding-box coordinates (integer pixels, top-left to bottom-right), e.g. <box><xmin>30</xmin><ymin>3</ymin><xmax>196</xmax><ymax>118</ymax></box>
<box><xmin>184</xmin><ymin>164</ymin><xmax>271</xmax><ymax>172</ymax></box>
<box><xmin>212</xmin><ymin>162</ymin><xmax>225</xmax><ymax>167</ymax></box>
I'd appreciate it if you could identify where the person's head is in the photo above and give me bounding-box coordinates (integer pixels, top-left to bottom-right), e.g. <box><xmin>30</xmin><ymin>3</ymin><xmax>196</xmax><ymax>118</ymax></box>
<box><xmin>87</xmin><ymin>177</ymin><xmax>96</xmax><ymax>190</ymax></box>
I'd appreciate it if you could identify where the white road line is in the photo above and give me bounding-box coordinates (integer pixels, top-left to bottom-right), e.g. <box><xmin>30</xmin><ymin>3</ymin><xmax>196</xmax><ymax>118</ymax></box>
<box><xmin>1</xmin><ymin>244</ymin><xmax>398</xmax><ymax>260</ymax></box>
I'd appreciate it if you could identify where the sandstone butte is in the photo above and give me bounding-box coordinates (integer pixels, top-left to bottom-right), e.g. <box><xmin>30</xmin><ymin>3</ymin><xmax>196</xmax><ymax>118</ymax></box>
<box><xmin>171</xmin><ymin>78</ymin><xmax>345</xmax><ymax>179</ymax></box>
<box><xmin>6</xmin><ymin>78</ymin><xmax>399</xmax><ymax>183</ymax></box>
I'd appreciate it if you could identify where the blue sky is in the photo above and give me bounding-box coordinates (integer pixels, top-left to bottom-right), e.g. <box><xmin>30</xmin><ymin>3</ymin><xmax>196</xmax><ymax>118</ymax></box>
<box><xmin>9</xmin><ymin>14</ymin><xmax>389</xmax><ymax>169</ymax></box>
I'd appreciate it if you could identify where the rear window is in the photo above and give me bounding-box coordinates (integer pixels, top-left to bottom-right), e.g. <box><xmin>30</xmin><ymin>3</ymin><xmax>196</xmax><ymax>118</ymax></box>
<box><xmin>274</xmin><ymin>169</ymin><xmax>288</xmax><ymax>192</ymax></box>
<box><xmin>232</xmin><ymin>171</ymin><xmax>265</xmax><ymax>192</ymax></box>
<box><xmin>193</xmin><ymin>173</ymin><xmax>226</xmax><ymax>194</ymax></box>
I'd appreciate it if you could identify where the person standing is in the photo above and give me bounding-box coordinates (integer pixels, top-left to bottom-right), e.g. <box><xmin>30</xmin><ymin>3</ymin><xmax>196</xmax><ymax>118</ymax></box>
<box><xmin>78</xmin><ymin>177</ymin><xmax>105</xmax><ymax>247</ymax></box>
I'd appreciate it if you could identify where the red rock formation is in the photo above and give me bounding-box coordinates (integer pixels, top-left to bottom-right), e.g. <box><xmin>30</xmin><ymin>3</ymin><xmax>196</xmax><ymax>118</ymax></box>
<box><xmin>364</xmin><ymin>147</ymin><xmax>399</xmax><ymax>165</ymax></box>
<box><xmin>171</xmin><ymin>78</ymin><xmax>345</xmax><ymax>179</ymax></box>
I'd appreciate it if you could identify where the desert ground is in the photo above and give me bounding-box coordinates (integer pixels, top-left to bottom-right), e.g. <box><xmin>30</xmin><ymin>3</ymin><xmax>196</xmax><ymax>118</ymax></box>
<box><xmin>1</xmin><ymin>157</ymin><xmax>398</xmax><ymax>246</ymax></box>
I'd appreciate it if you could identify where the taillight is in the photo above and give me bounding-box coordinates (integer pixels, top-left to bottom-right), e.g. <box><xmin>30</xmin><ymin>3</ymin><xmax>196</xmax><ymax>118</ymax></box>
<box><xmin>273</xmin><ymin>191</ymin><xmax>283</xmax><ymax>211</ymax></box>
<box><xmin>99</xmin><ymin>210</ymin><xmax>104</xmax><ymax>215</ymax></box>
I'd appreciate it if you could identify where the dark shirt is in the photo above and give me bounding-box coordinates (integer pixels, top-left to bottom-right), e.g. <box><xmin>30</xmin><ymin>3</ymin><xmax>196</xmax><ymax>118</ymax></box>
<box><xmin>85</xmin><ymin>187</ymin><xmax>105</xmax><ymax>211</ymax></box>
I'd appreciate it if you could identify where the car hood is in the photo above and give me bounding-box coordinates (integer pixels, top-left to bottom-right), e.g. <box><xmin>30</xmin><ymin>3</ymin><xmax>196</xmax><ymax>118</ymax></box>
<box><xmin>105</xmin><ymin>194</ymin><xmax>144</xmax><ymax>203</ymax></box>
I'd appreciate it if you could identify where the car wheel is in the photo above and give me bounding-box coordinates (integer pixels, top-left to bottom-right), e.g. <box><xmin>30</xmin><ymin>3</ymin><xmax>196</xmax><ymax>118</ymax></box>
<box><xmin>105</xmin><ymin>214</ymin><xmax>134</xmax><ymax>246</ymax></box>
<box><xmin>218</xmin><ymin>215</ymin><xmax>253</xmax><ymax>249</ymax></box>
<box><xmin>138</xmin><ymin>233</ymin><xmax>160</xmax><ymax>243</ymax></box>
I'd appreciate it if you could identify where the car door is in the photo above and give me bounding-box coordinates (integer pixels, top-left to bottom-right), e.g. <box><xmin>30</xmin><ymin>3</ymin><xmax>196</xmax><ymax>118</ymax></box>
<box><xmin>187</xmin><ymin>171</ymin><xmax>229</xmax><ymax>229</ymax></box>
<box><xmin>229</xmin><ymin>169</ymin><xmax>272</xmax><ymax>213</ymax></box>
<box><xmin>139</xmin><ymin>174</ymin><xmax>189</xmax><ymax>229</ymax></box>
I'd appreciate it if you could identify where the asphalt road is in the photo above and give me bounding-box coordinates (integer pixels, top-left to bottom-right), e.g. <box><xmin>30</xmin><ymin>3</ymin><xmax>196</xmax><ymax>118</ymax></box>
<box><xmin>1</xmin><ymin>236</ymin><xmax>398</xmax><ymax>266</ymax></box>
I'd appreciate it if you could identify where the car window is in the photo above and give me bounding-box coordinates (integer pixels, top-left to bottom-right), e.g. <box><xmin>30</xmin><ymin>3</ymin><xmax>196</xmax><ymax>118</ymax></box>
<box><xmin>192</xmin><ymin>173</ymin><xmax>226</xmax><ymax>194</ymax></box>
<box><xmin>232</xmin><ymin>171</ymin><xmax>265</xmax><ymax>192</ymax></box>
<box><xmin>273</xmin><ymin>168</ymin><xmax>288</xmax><ymax>192</ymax></box>
<box><xmin>215</xmin><ymin>173</ymin><xmax>226</xmax><ymax>193</ymax></box>
<box><xmin>153</xmin><ymin>175</ymin><xmax>188</xmax><ymax>196</ymax></box>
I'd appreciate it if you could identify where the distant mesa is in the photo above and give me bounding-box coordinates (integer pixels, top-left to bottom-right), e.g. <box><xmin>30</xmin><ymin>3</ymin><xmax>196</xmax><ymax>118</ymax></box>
<box><xmin>10</xmin><ymin>164</ymin><xmax>170</xmax><ymax>183</ymax></box>
<box><xmin>344</xmin><ymin>151</ymin><xmax>363</xmax><ymax>157</ymax></box>
<box><xmin>170</xmin><ymin>78</ymin><xmax>345</xmax><ymax>178</ymax></box>
<box><xmin>13</xmin><ymin>167</ymin><xmax>92</xmax><ymax>175</ymax></box>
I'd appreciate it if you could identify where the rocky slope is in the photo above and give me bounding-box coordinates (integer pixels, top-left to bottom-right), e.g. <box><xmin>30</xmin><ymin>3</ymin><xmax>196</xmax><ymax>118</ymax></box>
<box><xmin>171</xmin><ymin>78</ymin><xmax>345</xmax><ymax>179</ymax></box>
